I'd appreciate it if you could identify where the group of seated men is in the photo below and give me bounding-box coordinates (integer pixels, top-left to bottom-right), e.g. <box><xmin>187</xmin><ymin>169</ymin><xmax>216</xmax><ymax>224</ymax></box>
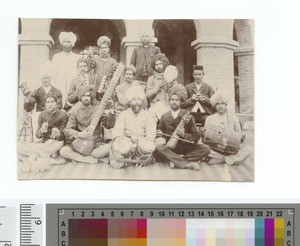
<box><xmin>18</xmin><ymin>33</ymin><xmax>252</xmax><ymax>173</ymax></box>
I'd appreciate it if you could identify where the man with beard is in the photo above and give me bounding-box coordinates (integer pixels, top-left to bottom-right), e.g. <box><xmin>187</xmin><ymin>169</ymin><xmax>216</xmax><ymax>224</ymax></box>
<box><xmin>204</xmin><ymin>93</ymin><xmax>252</xmax><ymax>165</ymax></box>
<box><xmin>89</xmin><ymin>36</ymin><xmax>118</xmax><ymax>92</ymax></box>
<box><xmin>65</xmin><ymin>58</ymin><xmax>98</xmax><ymax>111</ymax></box>
<box><xmin>146</xmin><ymin>53</ymin><xmax>170</xmax><ymax>124</ymax></box>
<box><xmin>130</xmin><ymin>30</ymin><xmax>161</xmax><ymax>87</ymax></box>
<box><xmin>60</xmin><ymin>85</ymin><xmax>116</xmax><ymax>164</ymax></box>
<box><xmin>115</xmin><ymin>65</ymin><xmax>147</xmax><ymax>116</ymax></box>
<box><xmin>19</xmin><ymin>94</ymin><xmax>68</xmax><ymax>172</ymax></box>
<box><xmin>24</xmin><ymin>62</ymin><xmax>63</xmax><ymax>113</ymax></box>
<box><xmin>182</xmin><ymin>65</ymin><xmax>215</xmax><ymax>125</ymax></box>
<box><xmin>155</xmin><ymin>85</ymin><xmax>211</xmax><ymax>171</ymax></box>
<box><xmin>110</xmin><ymin>85</ymin><xmax>156</xmax><ymax>168</ymax></box>
<box><xmin>52</xmin><ymin>32</ymin><xmax>80</xmax><ymax>103</ymax></box>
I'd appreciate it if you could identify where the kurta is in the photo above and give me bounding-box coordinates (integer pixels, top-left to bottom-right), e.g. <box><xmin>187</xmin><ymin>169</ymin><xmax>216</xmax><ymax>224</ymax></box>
<box><xmin>146</xmin><ymin>72</ymin><xmax>168</xmax><ymax>105</ymax></box>
<box><xmin>115</xmin><ymin>81</ymin><xmax>147</xmax><ymax>114</ymax></box>
<box><xmin>89</xmin><ymin>56</ymin><xmax>118</xmax><ymax>91</ymax></box>
<box><xmin>52</xmin><ymin>51</ymin><xmax>80</xmax><ymax>102</ymax></box>
<box><xmin>67</xmin><ymin>75</ymin><xmax>97</xmax><ymax>105</ymax></box>
<box><xmin>24</xmin><ymin>86</ymin><xmax>63</xmax><ymax>113</ymax></box>
<box><xmin>112</xmin><ymin>108</ymin><xmax>156</xmax><ymax>142</ymax></box>
<box><xmin>146</xmin><ymin>72</ymin><xmax>170</xmax><ymax>122</ymax></box>
<box><xmin>204</xmin><ymin>112</ymin><xmax>252</xmax><ymax>165</ymax></box>
<box><xmin>130</xmin><ymin>45</ymin><xmax>160</xmax><ymax>82</ymax></box>
<box><xmin>204</xmin><ymin>112</ymin><xmax>242</xmax><ymax>134</ymax></box>
<box><xmin>36</xmin><ymin>109</ymin><xmax>68</xmax><ymax>142</ymax></box>
<box><xmin>64</xmin><ymin>103</ymin><xmax>116</xmax><ymax>144</ymax></box>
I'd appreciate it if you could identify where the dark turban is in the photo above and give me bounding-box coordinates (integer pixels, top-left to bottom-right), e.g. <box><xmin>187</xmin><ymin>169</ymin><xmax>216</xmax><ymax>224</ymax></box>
<box><xmin>77</xmin><ymin>85</ymin><xmax>95</xmax><ymax>100</ymax></box>
<box><xmin>44</xmin><ymin>93</ymin><xmax>58</xmax><ymax>102</ymax></box>
<box><xmin>168</xmin><ymin>84</ymin><xmax>187</xmax><ymax>102</ymax></box>
<box><xmin>151</xmin><ymin>53</ymin><xmax>170</xmax><ymax>71</ymax></box>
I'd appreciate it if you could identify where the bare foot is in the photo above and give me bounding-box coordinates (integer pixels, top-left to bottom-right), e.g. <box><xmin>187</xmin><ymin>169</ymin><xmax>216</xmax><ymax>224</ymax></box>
<box><xmin>186</xmin><ymin>162</ymin><xmax>200</xmax><ymax>171</ymax></box>
<box><xmin>208</xmin><ymin>158</ymin><xmax>225</xmax><ymax>165</ymax></box>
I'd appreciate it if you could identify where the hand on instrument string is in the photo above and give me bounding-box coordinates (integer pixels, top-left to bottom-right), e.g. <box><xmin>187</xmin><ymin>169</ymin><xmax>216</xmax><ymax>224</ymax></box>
<box><xmin>51</xmin><ymin>128</ymin><xmax>60</xmax><ymax>139</ymax></box>
<box><xmin>176</xmin><ymin>127</ymin><xmax>185</xmax><ymax>138</ymax></box>
<box><xmin>77</xmin><ymin>129</ymin><xmax>93</xmax><ymax>140</ymax></box>
<box><xmin>156</xmin><ymin>130</ymin><xmax>163</xmax><ymax>138</ymax></box>
<box><xmin>41</xmin><ymin>122</ymin><xmax>48</xmax><ymax>133</ymax></box>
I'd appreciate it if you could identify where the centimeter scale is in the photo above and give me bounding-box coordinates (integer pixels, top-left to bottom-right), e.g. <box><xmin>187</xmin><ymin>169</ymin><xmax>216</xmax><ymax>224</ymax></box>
<box><xmin>0</xmin><ymin>203</ymin><xmax>298</xmax><ymax>246</ymax></box>
<box><xmin>49</xmin><ymin>204</ymin><xmax>296</xmax><ymax>246</ymax></box>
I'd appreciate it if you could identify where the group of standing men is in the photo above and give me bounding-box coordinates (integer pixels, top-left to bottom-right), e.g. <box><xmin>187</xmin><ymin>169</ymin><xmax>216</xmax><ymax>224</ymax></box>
<box><xmin>19</xmin><ymin>30</ymin><xmax>252</xmax><ymax>173</ymax></box>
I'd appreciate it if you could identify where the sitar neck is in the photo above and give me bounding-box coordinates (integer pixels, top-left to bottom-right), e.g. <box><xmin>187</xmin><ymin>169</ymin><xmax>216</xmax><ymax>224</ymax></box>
<box><xmin>88</xmin><ymin>63</ymin><xmax>124</xmax><ymax>132</ymax></box>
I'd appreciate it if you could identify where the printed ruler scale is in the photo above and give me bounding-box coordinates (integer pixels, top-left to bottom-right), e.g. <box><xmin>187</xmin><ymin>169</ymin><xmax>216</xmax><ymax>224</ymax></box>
<box><xmin>45</xmin><ymin>204</ymin><xmax>297</xmax><ymax>246</ymax></box>
<box><xmin>0</xmin><ymin>206</ymin><xmax>16</xmax><ymax>246</ymax></box>
<box><xmin>1</xmin><ymin>203</ymin><xmax>300</xmax><ymax>245</ymax></box>
<box><xmin>20</xmin><ymin>204</ymin><xmax>43</xmax><ymax>246</ymax></box>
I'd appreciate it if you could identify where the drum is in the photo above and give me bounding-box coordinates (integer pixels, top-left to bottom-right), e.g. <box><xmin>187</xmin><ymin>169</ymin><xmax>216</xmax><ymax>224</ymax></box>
<box><xmin>109</xmin><ymin>137</ymin><xmax>134</xmax><ymax>168</ymax></box>
<box><xmin>134</xmin><ymin>138</ymin><xmax>156</xmax><ymax>165</ymax></box>
<box><xmin>203</xmin><ymin>124</ymin><xmax>242</xmax><ymax>156</ymax></box>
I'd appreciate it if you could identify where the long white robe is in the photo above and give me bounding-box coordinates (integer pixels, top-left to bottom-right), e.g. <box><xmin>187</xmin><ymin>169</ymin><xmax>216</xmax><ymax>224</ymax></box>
<box><xmin>52</xmin><ymin>51</ymin><xmax>80</xmax><ymax>102</ymax></box>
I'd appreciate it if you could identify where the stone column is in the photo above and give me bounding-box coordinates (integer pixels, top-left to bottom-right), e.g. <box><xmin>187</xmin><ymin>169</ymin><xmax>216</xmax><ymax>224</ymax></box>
<box><xmin>122</xmin><ymin>20</ymin><xmax>157</xmax><ymax>65</ymax></box>
<box><xmin>192</xmin><ymin>20</ymin><xmax>238</xmax><ymax>111</ymax></box>
<box><xmin>234</xmin><ymin>19</ymin><xmax>254</xmax><ymax>114</ymax></box>
<box><xmin>18</xmin><ymin>18</ymin><xmax>53</xmax><ymax>90</ymax></box>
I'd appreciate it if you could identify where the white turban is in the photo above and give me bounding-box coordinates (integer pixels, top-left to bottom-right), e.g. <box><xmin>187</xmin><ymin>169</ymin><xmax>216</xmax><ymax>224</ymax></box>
<box><xmin>38</xmin><ymin>61</ymin><xmax>55</xmax><ymax>79</ymax></box>
<box><xmin>125</xmin><ymin>84</ymin><xmax>145</xmax><ymax>101</ymax></box>
<box><xmin>138</xmin><ymin>28</ymin><xmax>153</xmax><ymax>39</ymax></box>
<box><xmin>59</xmin><ymin>32</ymin><xmax>77</xmax><ymax>47</ymax></box>
<box><xmin>97</xmin><ymin>36</ymin><xmax>111</xmax><ymax>47</ymax></box>
<box><xmin>210</xmin><ymin>92</ymin><xmax>230</xmax><ymax>108</ymax></box>
<box><xmin>164</xmin><ymin>65</ymin><xmax>178</xmax><ymax>82</ymax></box>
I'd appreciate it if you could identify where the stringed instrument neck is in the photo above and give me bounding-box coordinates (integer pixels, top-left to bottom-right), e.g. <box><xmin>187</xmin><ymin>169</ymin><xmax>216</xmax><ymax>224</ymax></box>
<box><xmin>88</xmin><ymin>63</ymin><xmax>124</xmax><ymax>133</ymax></box>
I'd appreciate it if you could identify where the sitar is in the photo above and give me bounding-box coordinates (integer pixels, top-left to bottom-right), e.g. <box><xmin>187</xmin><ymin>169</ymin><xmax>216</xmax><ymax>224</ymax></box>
<box><xmin>166</xmin><ymin>111</ymin><xmax>192</xmax><ymax>150</ymax></box>
<box><xmin>71</xmin><ymin>63</ymin><xmax>124</xmax><ymax>156</ymax></box>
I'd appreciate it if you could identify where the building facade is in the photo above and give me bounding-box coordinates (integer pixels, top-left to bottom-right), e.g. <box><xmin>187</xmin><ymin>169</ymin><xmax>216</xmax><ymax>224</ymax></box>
<box><xmin>18</xmin><ymin>18</ymin><xmax>254</xmax><ymax>116</ymax></box>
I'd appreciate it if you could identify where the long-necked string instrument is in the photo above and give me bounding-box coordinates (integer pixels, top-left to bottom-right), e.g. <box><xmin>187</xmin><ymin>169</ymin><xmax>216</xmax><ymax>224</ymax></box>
<box><xmin>165</xmin><ymin>111</ymin><xmax>192</xmax><ymax>149</ymax></box>
<box><xmin>71</xmin><ymin>63</ymin><xmax>125</xmax><ymax>156</ymax></box>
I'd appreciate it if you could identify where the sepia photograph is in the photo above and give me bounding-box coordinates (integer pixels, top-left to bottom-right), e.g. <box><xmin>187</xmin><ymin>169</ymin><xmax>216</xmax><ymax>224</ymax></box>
<box><xmin>17</xmin><ymin>18</ymin><xmax>254</xmax><ymax>181</ymax></box>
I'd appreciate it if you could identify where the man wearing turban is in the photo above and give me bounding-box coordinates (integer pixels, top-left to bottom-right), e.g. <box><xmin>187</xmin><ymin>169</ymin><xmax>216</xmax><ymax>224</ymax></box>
<box><xmin>146</xmin><ymin>53</ymin><xmax>170</xmax><ymax>124</ymax></box>
<box><xmin>130</xmin><ymin>29</ymin><xmax>161</xmax><ymax>85</ymax></box>
<box><xmin>89</xmin><ymin>36</ymin><xmax>118</xmax><ymax>93</ymax></box>
<box><xmin>155</xmin><ymin>84</ymin><xmax>211</xmax><ymax>171</ymax></box>
<box><xmin>203</xmin><ymin>92</ymin><xmax>252</xmax><ymax>165</ymax></box>
<box><xmin>60</xmin><ymin>85</ymin><xmax>116</xmax><ymax>164</ymax></box>
<box><xmin>181</xmin><ymin>65</ymin><xmax>216</xmax><ymax>126</ymax></box>
<box><xmin>110</xmin><ymin>84</ymin><xmax>156</xmax><ymax>168</ymax></box>
<box><xmin>115</xmin><ymin>65</ymin><xmax>147</xmax><ymax>117</ymax></box>
<box><xmin>52</xmin><ymin>31</ymin><xmax>80</xmax><ymax>104</ymax></box>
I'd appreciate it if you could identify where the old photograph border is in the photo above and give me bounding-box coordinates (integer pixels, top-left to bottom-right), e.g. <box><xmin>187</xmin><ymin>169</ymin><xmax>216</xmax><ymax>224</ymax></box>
<box><xmin>17</xmin><ymin>18</ymin><xmax>254</xmax><ymax>181</ymax></box>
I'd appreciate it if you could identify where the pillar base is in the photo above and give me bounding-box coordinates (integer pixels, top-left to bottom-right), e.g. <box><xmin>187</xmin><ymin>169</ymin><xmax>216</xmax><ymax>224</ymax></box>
<box><xmin>192</xmin><ymin>37</ymin><xmax>239</xmax><ymax>50</ymax></box>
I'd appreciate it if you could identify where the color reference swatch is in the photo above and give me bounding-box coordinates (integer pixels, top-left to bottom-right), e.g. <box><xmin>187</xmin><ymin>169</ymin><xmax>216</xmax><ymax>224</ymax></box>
<box><xmin>68</xmin><ymin>218</ymin><xmax>284</xmax><ymax>246</ymax></box>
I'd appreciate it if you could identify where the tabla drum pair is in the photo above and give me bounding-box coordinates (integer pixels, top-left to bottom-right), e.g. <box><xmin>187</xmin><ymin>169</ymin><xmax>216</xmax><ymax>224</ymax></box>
<box><xmin>109</xmin><ymin>136</ymin><xmax>134</xmax><ymax>168</ymax></box>
<box><xmin>109</xmin><ymin>137</ymin><xmax>155</xmax><ymax>168</ymax></box>
<box><xmin>203</xmin><ymin>124</ymin><xmax>242</xmax><ymax>156</ymax></box>
<box><xmin>133</xmin><ymin>138</ymin><xmax>156</xmax><ymax>164</ymax></box>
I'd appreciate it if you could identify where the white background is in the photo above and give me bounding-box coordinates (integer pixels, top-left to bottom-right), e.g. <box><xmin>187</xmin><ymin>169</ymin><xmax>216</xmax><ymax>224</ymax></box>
<box><xmin>0</xmin><ymin>0</ymin><xmax>299</xmax><ymax>203</ymax></box>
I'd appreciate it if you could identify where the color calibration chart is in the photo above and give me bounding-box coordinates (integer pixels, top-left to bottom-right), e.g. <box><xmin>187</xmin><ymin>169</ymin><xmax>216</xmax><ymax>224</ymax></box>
<box><xmin>45</xmin><ymin>204</ymin><xmax>298</xmax><ymax>246</ymax></box>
